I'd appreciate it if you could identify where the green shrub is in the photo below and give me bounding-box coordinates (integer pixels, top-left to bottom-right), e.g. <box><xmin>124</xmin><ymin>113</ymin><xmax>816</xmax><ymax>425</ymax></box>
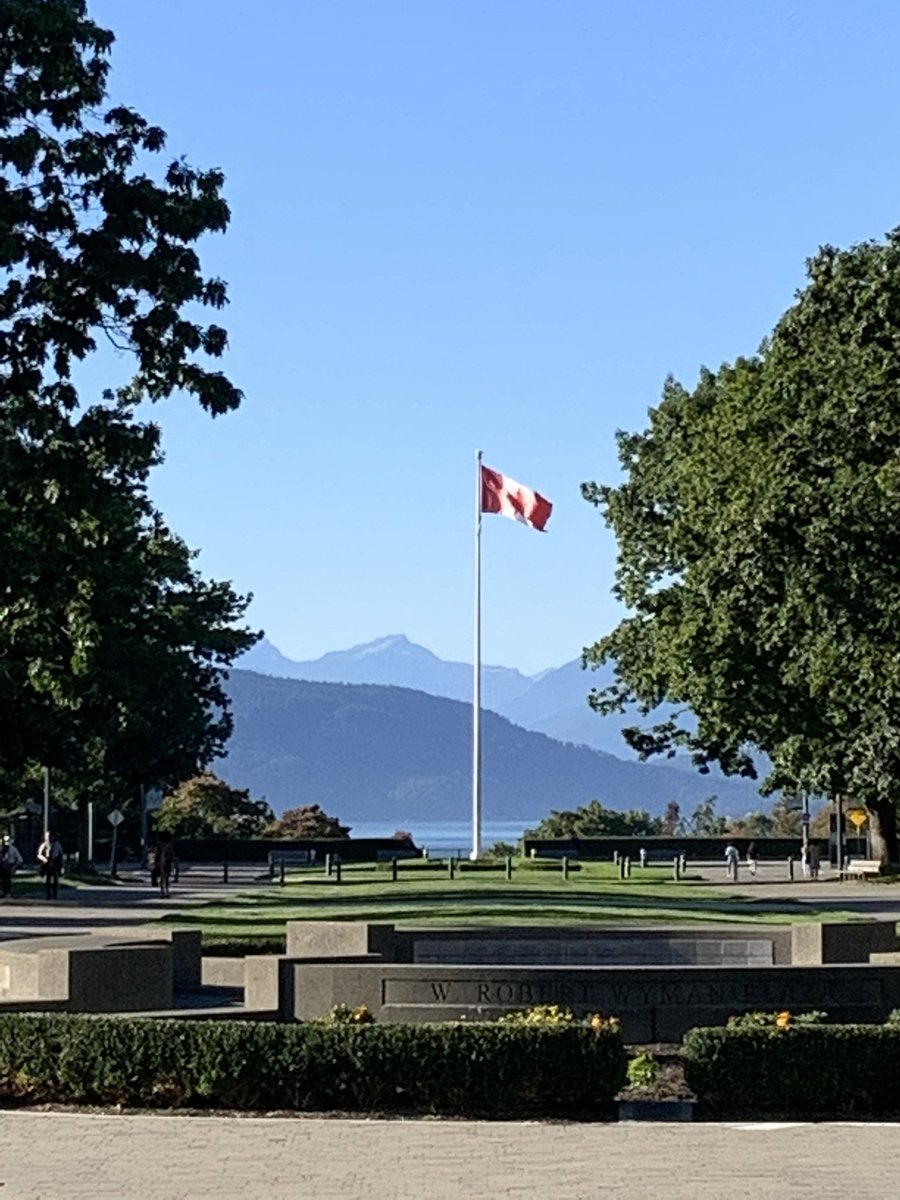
<box><xmin>683</xmin><ymin>1024</ymin><xmax>900</xmax><ymax>1115</ymax></box>
<box><xmin>318</xmin><ymin>1004</ymin><xmax>376</xmax><ymax>1025</ymax></box>
<box><xmin>725</xmin><ymin>1009</ymin><xmax>827</xmax><ymax>1029</ymax></box>
<box><xmin>0</xmin><ymin>1014</ymin><xmax>627</xmax><ymax>1116</ymax></box>
<box><xmin>626</xmin><ymin>1052</ymin><xmax>658</xmax><ymax>1089</ymax></box>
<box><xmin>200</xmin><ymin>935</ymin><xmax>286</xmax><ymax>957</ymax></box>
<box><xmin>497</xmin><ymin>1004</ymin><xmax>575</xmax><ymax>1027</ymax></box>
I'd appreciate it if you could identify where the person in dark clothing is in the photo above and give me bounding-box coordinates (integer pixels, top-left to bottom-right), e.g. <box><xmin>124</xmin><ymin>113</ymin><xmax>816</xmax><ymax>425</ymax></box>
<box><xmin>0</xmin><ymin>836</ymin><xmax>23</xmax><ymax>899</ymax></box>
<box><xmin>746</xmin><ymin>841</ymin><xmax>759</xmax><ymax>876</ymax></box>
<box><xmin>153</xmin><ymin>831</ymin><xmax>175</xmax><ymax>898</ymax></box>
<box><xmin>36</xmin><ymin>830</ymin><xmax>64</xmax><ymax>900</ymax></box>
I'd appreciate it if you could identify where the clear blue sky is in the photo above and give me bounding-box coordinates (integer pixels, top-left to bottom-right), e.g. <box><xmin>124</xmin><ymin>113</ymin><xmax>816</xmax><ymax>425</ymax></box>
<box><xmin>88</xmin><ymin>0</ymin><xmax>900</xmax><ymax>674</ymax></box>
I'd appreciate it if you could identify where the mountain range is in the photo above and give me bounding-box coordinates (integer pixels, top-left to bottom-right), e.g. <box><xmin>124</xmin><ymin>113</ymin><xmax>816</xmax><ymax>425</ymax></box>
<box><xmin>239</xmin><ymin>634</ymin><xmax>638</xmax><ymax>757</ymax></box>
<box><xmin>217</xmin><ymin>636</ymin><xmax>765</xmax><ymax>823</ymax></box>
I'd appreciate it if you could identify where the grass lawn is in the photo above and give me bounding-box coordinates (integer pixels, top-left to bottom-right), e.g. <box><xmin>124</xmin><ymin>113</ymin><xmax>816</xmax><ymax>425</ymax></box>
<box><xmin>158</xmin><ymin>858</ymin><xmax>864</xmax><ymax>944</ymax></box>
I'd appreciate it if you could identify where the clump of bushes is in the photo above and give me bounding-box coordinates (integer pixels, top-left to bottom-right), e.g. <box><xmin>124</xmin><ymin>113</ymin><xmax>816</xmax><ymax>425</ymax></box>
<box><xmin>725</xmin><ymin>1009</ymin><xmax>827</xmax><ymax>1030</ymax></box>
<box><xmin>684</xmin><ymin>1019</ymin><xmax>900</xmax><ymax>1115</ymax></box>
<box><xmin>0</xmin><ymin>1011</ymin><xmax>626</xmax><ymax>1116</ymax></box>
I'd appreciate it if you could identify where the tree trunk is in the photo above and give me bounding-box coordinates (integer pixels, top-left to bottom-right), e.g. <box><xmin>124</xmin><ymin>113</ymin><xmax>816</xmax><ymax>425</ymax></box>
<box><xmin>866</xmin><ymin>800</ymin><xmax>898</xmax><ymax>865</ymax></box>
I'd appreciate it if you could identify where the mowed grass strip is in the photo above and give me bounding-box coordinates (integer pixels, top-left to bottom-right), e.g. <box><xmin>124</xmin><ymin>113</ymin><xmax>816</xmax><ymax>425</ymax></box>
<box><xmin>158</xmin><ymin>858</ymin><xmax>863</xmax><ymax>940</ymax></box>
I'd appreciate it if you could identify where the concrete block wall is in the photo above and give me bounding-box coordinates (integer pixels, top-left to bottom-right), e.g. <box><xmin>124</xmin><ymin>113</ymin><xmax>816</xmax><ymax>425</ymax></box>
<box><xmin>791</xmin><ymin>921</ymin><xmax>900</xmax><ymax>965</ymax></box>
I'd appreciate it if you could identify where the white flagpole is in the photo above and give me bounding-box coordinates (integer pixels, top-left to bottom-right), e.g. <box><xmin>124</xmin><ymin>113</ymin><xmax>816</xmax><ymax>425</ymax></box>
<box><xmin>471</xmin><ymin>449</ymin><xmax>483</xmax><ymax>860</ymax></box>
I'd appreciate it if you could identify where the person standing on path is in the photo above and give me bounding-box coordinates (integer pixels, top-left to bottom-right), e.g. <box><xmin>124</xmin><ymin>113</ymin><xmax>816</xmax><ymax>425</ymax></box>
<box><xmin>153</xmin><ymin>831</ymin><xmax>175</xmax><ymax>898</ymax></box>
<box><xmin>36</xmin><ymin>830</ymin><xmax>64</xmax><ymax>900</ymax></box>
<box><xmin>724</xmin><ymin>841</ymin><xmax>740</xmax><ymax>882</ymax></box>
<box><xmin>0</xmin><ymin>836</ymin><xmax>23</xmax><ymax>899</ymax></box>
<box><xmin>746</xmin><ymin>841</ymin><xmax>759</xmax><ymax>876</ymax></box>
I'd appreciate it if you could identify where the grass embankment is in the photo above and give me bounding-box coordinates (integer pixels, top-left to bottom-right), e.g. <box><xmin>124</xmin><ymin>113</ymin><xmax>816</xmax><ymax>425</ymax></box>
<box><xmin>159</xmin><ymin>858</ymin><xmax>863</xmax><ymax>947</ymax></box>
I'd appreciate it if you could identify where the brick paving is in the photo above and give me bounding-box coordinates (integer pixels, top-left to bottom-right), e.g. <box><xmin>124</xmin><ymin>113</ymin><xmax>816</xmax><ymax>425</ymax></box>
<box><xmin>0</xmin><ymin>1112</ymin><xmax>895</xmax><ymax>1199</ymax></box>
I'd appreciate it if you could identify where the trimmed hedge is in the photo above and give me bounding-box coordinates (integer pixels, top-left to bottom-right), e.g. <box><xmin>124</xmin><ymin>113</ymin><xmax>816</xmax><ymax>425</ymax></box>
<box><xmin>201</xmin><ymin>935</ymin><xmax>286</xmax><ymax>957</ymax></box>
<box><xmin>0</xmin><ymin>1014</ymin><xmax>626</xmax><ymax>1115</ymax></box>
<box><xmin>683</xmin><ymin>1024</ymin><xmax>900</xmax><ymax>1115</ymax></box>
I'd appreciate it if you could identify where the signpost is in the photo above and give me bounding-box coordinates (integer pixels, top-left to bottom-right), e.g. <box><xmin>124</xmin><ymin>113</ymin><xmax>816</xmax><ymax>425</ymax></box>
<box><xmin>847</xmin><ymin>807</ymin><xmax>869</xmax><ymax>858</ymax></box>
<box><xmin>108</xmin><ymin>807</ymin><xmax>124</xmax><ymax>877</ymax></box>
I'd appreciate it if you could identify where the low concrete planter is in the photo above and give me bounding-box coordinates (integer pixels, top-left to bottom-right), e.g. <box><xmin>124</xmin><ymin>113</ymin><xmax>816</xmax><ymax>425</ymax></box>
<box><xmin>618</xmin><ymin>1098</ymin><xmax>694</xmax><ymax>1122</ymax></box>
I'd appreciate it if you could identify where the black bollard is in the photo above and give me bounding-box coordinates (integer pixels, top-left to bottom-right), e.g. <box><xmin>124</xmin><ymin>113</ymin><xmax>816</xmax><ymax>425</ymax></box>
<box><xmin>787</xmin><ymin>856</ymin><xmax>794</xmax><ymax>882</ymax></box>
<box><xmin>673</xmin><ymin>855</ymin><xmax>680</xmax><ymax>881</ymax></box>
<box><xmin>448</xmin><ymin>857</ymin><xmax>456</xmax><ymax>880</ymax></box>
<box><xmin>618</xmin><ymin>856</ymin><xmax>626</xmax><ymax>880</ymax></box>
<box><xmin>334</xmin><ymin>858</ymin><xmax>342</xmax><ymax>884</ymax></box>
<box><xmin>391</xmin><ymin>856</ymin><xmax>398</xmax><ymax>882</ymax></box>
<box><xmin>279</xmin><ymin>860</ymin><xmax>285</xmax><ymax>886</ymax></box>
<box><xmin>505</xmin><ymin>855</ymin><xmax>513</xmax><ymax>880</ymax></box>
<box><xmin>325</xmin><ymin>853</ymin><xmax>332</xmax><ymax>878</ymax></box>
<box><xmin>562</xmin><ymin>855</ymin><xmax>569</xmax><ymax>881</ymax></box>
<box><xmin>222</xmin><ymin>861</ymin><xmax>228</xmax><ymax>884</ymax></box>
<box><xmin>624</xmin><ymin>856</ymin><xmax>631</xmax><ymax>879</ymax></box>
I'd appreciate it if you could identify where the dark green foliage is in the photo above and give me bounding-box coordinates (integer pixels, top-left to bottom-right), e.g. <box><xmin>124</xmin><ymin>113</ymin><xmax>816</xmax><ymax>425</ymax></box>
<box><xmin>525</xmin><ymin>799</ymin><xmax>661</xmax><ymax>839</ymax></box>
<box><xmin>0</xmin><ymin>1014</ymin><xmax>627</xmax><ymax>1115</ymax></box>
<box><xmin>156</xmin><ymin>774</ymin><xmax>273</xmax><ymax>839</ymax></box>
<box><xmin>683</xmin><ymin>1025</ymin><xmax>900</xmax><ymax>1115</ymax></box>
<box><xmin>0</xmin><ymin>1</ymin><xmax>258</xmax><ymax>819</ymax></box>
<box><xmin>585</xmin><ymin>231</ymin><xmax>900</xmax><ymax>861</ymax></box>
<box><xmin>201</xmin><ymin>935</ymin><xmax>286</xmax><ymax>957</ymax></box>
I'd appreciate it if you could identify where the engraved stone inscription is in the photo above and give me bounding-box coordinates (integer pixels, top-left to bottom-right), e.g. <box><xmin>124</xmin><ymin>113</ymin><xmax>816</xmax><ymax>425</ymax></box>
<box><xmin>383</xmin><ymin>974</ymin><xmax>884</xmax><ymax>1010</ymax></box>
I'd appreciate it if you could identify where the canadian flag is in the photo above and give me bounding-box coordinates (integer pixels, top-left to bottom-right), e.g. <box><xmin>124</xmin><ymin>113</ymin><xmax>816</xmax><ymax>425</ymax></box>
<box><xmin>480</xmin><ymin>465</ymin><xmax>552</xmax><ymax>532</ymax></box>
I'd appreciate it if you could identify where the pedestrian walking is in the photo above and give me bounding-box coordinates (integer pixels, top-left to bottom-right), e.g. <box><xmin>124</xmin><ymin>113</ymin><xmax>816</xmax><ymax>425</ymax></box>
<box><xmin>0</xmin><ymin>836</ymin><xmax>23</xmax><ymax>899</ymax></box>
<box><xmin>808</xmin><ymin>843</ymin><xmax>820</xmax><ymax>880</ymax></box>
<box><xmin>153</xmin><ymin>831</ymin><xmax>175</xmax><ymax>898</ymax></box>
<box><xmin>746</xmin><ymin>841</ymin><xmax>759</xmax><ymax>876</ymax></box>
<box><xmin>724</xmin><ymin>841</ymin><xmax>740</xmax><ymax>882</ymax></box>
<box><xmin>36</xmin><ymin>830</ymin><xmax>64</xmax><ymax>900</ymax></box>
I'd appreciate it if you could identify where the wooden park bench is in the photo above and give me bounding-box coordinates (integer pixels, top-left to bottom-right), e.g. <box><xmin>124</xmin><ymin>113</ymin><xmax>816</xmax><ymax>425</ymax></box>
<box><xmin>841</xmin><ymin>858</ymin><xmax>882</xmax><ymax>880</ymax></box>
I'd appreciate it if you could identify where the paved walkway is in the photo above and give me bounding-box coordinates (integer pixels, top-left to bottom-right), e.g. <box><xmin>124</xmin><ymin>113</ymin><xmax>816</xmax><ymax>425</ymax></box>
<box><xmin>0</xmin><ymin>1112</ymin><xmax>894</xmax><ymax>1199</ymax></box>
<box><xmin>0</xmin><ymin>867</ymin><xmax>898</xmax><ymax>1197</ymax></box>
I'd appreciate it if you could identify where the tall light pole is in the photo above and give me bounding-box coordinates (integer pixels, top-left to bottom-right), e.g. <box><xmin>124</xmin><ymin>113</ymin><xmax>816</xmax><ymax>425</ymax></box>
<box><xmin>42</xmin><ymin>766</ymin><xmax>50</xmax><ymax>832</ymax></box>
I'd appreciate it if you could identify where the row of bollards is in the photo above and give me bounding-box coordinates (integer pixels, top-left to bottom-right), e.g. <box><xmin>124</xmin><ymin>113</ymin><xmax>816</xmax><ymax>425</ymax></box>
<box><xmin>262</xmin><ymin>851</ymin><xmax>702</xmax><ymax>888</ymax></box>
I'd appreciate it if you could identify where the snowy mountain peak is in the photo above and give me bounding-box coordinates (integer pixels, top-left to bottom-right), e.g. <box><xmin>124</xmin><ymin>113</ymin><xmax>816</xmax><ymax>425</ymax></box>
<box><xmin>347</xmin><ymin>635</ymin><xmax>419</xmax><ymax>658</ymax></box>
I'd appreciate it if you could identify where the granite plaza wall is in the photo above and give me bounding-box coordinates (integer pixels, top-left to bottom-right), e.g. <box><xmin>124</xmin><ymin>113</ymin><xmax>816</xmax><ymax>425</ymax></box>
<box><xmin>284</xmin><ymin>960</ymin><xmax>900</xmax><ymax>1041</ymax></box>
<box><xmin>274</xmin><ymin>920</ymin><xmax>900</xmax><ymax>1039</ymax></box>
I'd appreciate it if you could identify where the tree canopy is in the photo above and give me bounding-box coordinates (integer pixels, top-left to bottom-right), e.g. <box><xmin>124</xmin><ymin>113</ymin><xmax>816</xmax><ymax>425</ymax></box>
<box><xmin>1</xmin><ymin>1</ymin><xmax>258</xmax><ymax>824</ymax></box>
<box><xmin>266</xmin><ymin>805</ymin><xmax>351</xmax><ymax>840</ymax></box>
<box><xmin>584</xmin><ymin>231</ymin><xmax>900</xmax><ymax>861</ymax></box>
<box><xmin>524</xmin><ymin>800</ymin><xmax>662</xmax><ymax>840</ymax></box>
<box><xmin>155</xmin><ymin>774</ymin><xmax>273</xmax><ymax>840</ymax></box>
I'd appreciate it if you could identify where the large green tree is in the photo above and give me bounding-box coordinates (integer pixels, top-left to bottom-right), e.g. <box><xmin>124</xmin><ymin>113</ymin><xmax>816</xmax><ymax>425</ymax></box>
<box><xmin>155</xmin><ymin>774</ymin><xmax>273</xmax><ymax>840</ymax></box>
<box><xmin>1</xmin><ymin>1</ymin><xmax>258</xmax><ymax>831</ymax></box>
<box><xmin>584</xmin><ymin>231</ymin><xmax>900</xmax><ymax>862</ymax></box>
<box><xmin>524</xmin><ymin>800</ymin><xmax>661</xmax><ymax>840</ymax></box>
<box><xmin>266</xmin><ymin>805</ymin><xmax>351</xmax><ymax>840</ymax></box>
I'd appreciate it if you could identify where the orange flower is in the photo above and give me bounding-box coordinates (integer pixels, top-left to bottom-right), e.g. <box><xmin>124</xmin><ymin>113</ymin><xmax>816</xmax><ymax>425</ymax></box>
<box><xmin>775</xmin><ymin>1010</ymin><xmax>791</xmax><ymax>1029</ymax></box>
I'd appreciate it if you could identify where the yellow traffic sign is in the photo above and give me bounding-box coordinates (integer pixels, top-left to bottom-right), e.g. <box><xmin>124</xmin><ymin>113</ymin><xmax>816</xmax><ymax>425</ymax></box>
<box><xmin>846</xmin><ymin>808</ymin><xmax>868</xmax><ymax>829</ymax></box>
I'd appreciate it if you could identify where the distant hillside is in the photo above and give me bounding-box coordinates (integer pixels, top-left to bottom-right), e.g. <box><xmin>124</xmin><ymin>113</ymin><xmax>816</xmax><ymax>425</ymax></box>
<box><xmin>240</xmin><ymin>637</ymin><xmax>759</xmax><ymax>783</ymax></box>
<box><xmin>217</xmin><ymin>670</ymin><xmax>763</xmax><ymax>823</ymax></box>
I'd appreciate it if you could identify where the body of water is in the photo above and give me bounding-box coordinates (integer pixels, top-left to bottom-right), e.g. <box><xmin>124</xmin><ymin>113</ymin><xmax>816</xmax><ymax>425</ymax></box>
<box><xmin>349</xmin><ymin>820</ymin><xmax>537</xmax><ymax>855</ymax></box>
